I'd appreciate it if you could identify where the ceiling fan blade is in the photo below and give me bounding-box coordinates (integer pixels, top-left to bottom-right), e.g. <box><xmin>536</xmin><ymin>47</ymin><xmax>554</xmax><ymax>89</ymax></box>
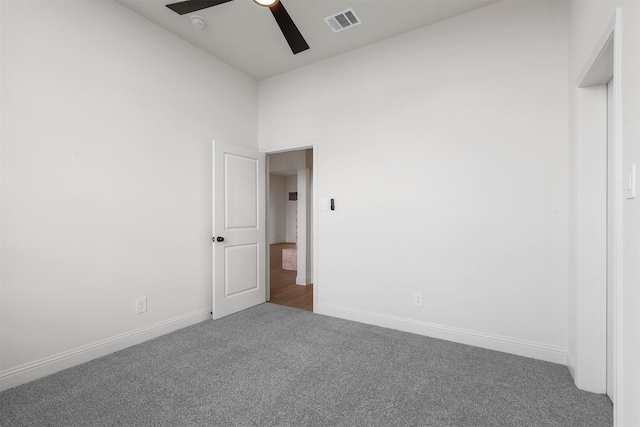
<box><xmin>269</xmin><ymin>1</ymin><xmax>309</xmax><ymax>55</ymax></box>
<box><xmin>166</xmin><ymin>0</ymin><xmax>233</xmax><ymax>15</ymax></box>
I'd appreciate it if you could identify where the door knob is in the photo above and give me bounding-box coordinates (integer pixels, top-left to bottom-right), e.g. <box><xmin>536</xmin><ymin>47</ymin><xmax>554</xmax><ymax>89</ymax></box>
<box><xmin>216</xmin><ymin>236</ymin><xmax>225</xmax><ymax>242</ymax></box>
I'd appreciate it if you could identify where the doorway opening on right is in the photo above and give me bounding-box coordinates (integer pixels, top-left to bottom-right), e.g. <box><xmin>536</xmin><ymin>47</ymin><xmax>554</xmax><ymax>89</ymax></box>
<box><xmin>268</xmin><ymin>149</ymin><xmax>314</xmax><ymax>311</ymax></box>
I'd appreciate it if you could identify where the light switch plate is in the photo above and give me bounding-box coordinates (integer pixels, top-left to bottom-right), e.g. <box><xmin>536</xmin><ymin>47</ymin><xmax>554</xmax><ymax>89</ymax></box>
<box><xmin>627</xmin><ymin>164</ymin><xmax>636</xmax><ymax>200</ymax></box>
<box><xmin>321</xmin><ymin>199</ymin><xmax>330</xmax><ymax>211</ymax></box>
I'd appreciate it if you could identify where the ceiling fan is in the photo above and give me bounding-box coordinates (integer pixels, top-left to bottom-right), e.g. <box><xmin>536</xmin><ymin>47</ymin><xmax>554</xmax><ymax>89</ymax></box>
<box><xmin>165</xmin><ymin>0</ymin><xmax>310</xmax><ymax>54</ymax></box>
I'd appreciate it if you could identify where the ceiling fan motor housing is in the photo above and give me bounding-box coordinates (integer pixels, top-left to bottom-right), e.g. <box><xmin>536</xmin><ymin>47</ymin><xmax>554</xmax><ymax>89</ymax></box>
<box><xmin>253</xmin><ymin>0</ymin><xmax>279</xmax><ymax>6</ymax></box>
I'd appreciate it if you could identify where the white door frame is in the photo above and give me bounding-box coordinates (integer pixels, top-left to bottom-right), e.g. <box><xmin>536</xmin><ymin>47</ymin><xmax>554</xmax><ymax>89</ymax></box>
<box><xmin>574</xmin><ymin>8</ymin><xmax>622</xmax><ymax>422</ymax></box>
<box><xmin>263</xmin><ymin>141</ymin><xmax>318</xmax><ymax>312</ymax></box>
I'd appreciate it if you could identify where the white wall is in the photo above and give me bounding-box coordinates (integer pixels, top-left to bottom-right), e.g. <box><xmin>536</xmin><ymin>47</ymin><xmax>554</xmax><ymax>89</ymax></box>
<box><xmin>259</xmin><ymin>1</ymin><xmax>570</xmax><ymax>363</ymax></box>
<box><xmin>285</xmin><ymin>176</ymin><xmax>298</xmax><ymax>243</ymax></box>
<box><xmin>269</xmin><ymin>150</ymin><xmax>305</xmax><ymax>244</ymax></box>
<box><xmin>0</xmin><ymin>0</ymin><xmax>257</xmax><ymax>389</ymax></box>
<box><xmin>268</xmin><ymin>175</ymin><xmax>287</xmax><ymax>244</ymax></box>
<box><xmin>269</xmin><ymin>150</ymin><xmax>306</xmax><ymax>175</ymax></box>
<box><xmin>569</xmin><ymin>1</ymin><xmax>640</xmax><ymax>425</ymax></box>
<box><xmin>269</xmin><ymin>150</ymin><xmax>307</xmax><ymax>244</ymax></box>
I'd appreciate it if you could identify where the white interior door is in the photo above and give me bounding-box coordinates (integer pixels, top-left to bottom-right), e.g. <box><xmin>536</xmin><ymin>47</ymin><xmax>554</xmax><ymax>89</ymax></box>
<box><xmin>212</xmin><ymin>141</ymin><xmax>266</xmax><ymax>319</ymax></box>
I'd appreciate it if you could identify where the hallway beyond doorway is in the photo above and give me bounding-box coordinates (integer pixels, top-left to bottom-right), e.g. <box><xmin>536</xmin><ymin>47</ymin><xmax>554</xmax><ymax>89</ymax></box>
<box><xmin>270</xmin><ymin>243</ymin><xmax>313</xmax><ymax>311</ymax></box>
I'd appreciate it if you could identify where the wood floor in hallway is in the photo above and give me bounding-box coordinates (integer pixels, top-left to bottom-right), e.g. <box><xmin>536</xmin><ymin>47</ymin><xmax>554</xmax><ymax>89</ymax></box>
<box><xmin>269</xmin><ymin>243</ymin><xmax>313</xmax><ymax>311</ymax></box>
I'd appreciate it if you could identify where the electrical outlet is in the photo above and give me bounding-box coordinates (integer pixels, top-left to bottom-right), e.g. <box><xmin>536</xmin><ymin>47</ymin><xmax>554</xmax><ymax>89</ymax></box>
<box><xmin>413</xmin><ymin>292</ymin><xmax>423</xmax><ymax>307</ymax></box>
<box><xmin>136</xmin><ymin>297</ymin><xmax>147</xmax><ymax>314</ymax></box>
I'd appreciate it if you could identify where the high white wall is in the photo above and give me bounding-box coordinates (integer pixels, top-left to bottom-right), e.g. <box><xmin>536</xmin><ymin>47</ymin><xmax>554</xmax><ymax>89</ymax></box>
<box><xmin>0</xmin><ymin>0</ymin><xmax>257</xmax><ymax>389</ymax></box>
<box><xmin>569</xmin><ymin>1</ymin><xmax>640</xmax><ymax>425</ymax></box>
<box><xmin>259</xmin><ymin>1</ymin><xmax>570</xmax><ymax>363</ymax></box>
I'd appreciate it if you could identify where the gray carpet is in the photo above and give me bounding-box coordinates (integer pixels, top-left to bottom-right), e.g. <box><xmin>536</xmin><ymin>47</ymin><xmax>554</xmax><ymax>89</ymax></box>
<box><xmin>0</xmin><ymin>303</ymin><xmax>612</xmax><ymax>426</ymax></box>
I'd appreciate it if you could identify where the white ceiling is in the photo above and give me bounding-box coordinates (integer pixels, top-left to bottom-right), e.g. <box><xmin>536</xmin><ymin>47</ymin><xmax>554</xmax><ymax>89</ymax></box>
<box><xmin>116</xmin><ymin>0</ymin><xmax>498</xmax><ymax>80</ymax></box>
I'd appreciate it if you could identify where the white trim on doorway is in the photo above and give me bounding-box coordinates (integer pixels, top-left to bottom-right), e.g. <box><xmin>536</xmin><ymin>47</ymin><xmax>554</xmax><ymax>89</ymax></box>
<box><xmin>573</xmin><ymin>7</ymin><xmax>623</xmax><ymax>423</ymax></box>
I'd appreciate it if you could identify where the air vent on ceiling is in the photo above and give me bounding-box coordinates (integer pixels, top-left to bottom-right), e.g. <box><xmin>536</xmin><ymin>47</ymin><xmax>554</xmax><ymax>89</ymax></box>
<box><xmin>324</xmin><ymin>8</ymin><xmax>361</xmax><ymax>33</ymax></box>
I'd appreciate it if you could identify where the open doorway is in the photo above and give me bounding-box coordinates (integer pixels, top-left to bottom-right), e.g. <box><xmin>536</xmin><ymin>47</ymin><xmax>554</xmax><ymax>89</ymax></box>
<box><xmin>267</xmin><ymin>149</ymin><xmax>314</xmax><ymax>311</ymax></box>
<box><xmin>574</xmin><ymin>15</ymin><xmax>621</xmax><ymax>411</ymax></box>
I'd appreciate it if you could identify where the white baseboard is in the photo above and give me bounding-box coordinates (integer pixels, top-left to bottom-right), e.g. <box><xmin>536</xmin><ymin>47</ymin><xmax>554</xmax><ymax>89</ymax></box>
<box><xmin>0</xmin><ymin>308</ymin><xmax>212</xmax><ymax>392</ymax></box>
<box><xmin>315</xmin><ymin>303</ymin><xmax>567</xmax><ymax>365</ymax></box>
<box><xmin>295</xmin><ymin>276</ymin><xmax>312</xmax><ymax>286</ymax></box>
<box><xmin>566</xmin><ymin>351</ymin><xmax>576</xmax><ymax>382</ymax></box>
